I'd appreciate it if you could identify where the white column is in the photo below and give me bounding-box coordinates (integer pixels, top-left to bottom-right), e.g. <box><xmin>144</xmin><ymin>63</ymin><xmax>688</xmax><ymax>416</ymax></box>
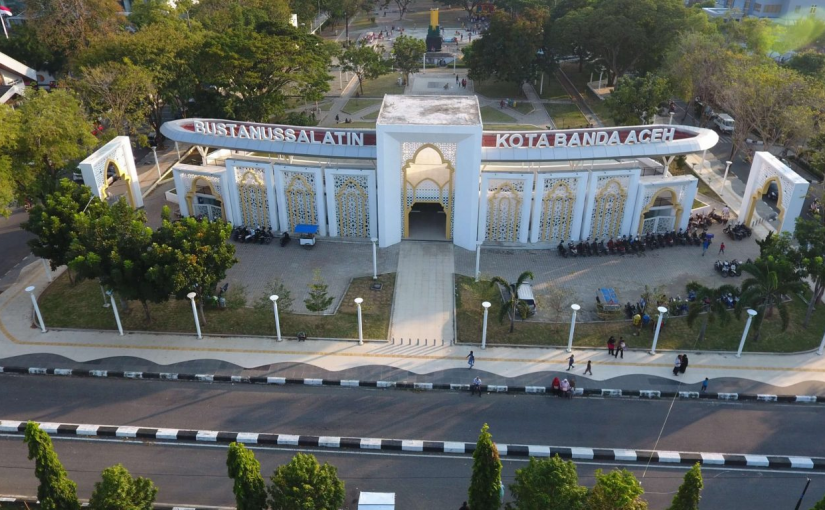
<box><xmin>371</xmin><ymin>238</ymin><xmax>378</xmax><ymax>280</ymax></box>
<box><xmin>650</xmin><ymin>306</ymin><xmax>668</xmax><ymax>354</ymax></box>
<box><xmin>481</xmin><ymin>301</ymin><xmax>491</xmax><ymax>350</ymax></box>
<box><xmin>152</xmin><ymin>147</ymin><xmax>161</xmax><ymax>179</ymax></box>
<box><xmin>700</xmin><ymin>149</ymin><xmax>707</xmax><ymax>171</ymax></box>
<box><xmin>737</xmin><ymin>309</ymin><xmax>758</xmax><ymax>358</ymax></box>
<box><xmin>539</xmin><ymin>72</ymin><xmax>544</xmax><ymax>95</ymax></box>
<box><xmin>107</xmin><ymin>290</ymin><xmax>124</xmax><ymax>336</ymax></box>
<box><xmin>669</xmin><ymin>112</ymin><xmax>674</xmax><ymax>125</ymax></box>
<box><xmin>187</xmin><ymin>292</ymin><xmax>202</xmax><ymax>339</ymax></box>
<box><xmin>26</xmin><ymin>286</ymin><xmax>46</xmax><ymax>333</ymax></box>
<box><xmin>41</xmin><ymin>259</ymin><xmax>52</xmax><ymax>283</ymax></box>
<box><xmin>720</xmin><ymin>160</ymin><xmax>733</xmax><ymax>192</ymax></box>
<box><xmin>567</xmin><ymin>304</ymin><xmax>580</xmax><ymax>353</ymax></box>
<box><xmin>175</xmin><ymin>141</ymin><xmax>181</xmax><ymax>160</ymax></box>
<box><xmin>818</xmin><ymin>326</ymin><xmax>825</xmax><ymax>356</ymax></box>
<box><xmin>474</xmin><ymin>241</ymin><xmax>482</xmax><ymax>282</ymax></box>
<box><xmin>270</xmin><ymin>295</ymin><xmax>282</xmax><ymax>342</ymax></box>
<box><xmin>354</xmin><ymin>297</ymin><xmax>364</xmax><ymax>345</ymax></box>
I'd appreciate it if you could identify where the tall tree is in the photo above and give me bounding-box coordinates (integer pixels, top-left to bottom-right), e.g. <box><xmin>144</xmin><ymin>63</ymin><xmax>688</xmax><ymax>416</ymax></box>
<box><xmin>26</xmin><ymin>0</ymin><xmax>122</xmax><ymax>63</ymax></box>
<box><xmin>382</xmin><ymin>0</ymin><xmax>413</xmax><ymax>19</ymax></box>
<box><xmin>391</xmin><ymin>35</ymin><xmax>426</xmax><ymax>86</ymax></box>
<box><xmin>491</xmin><ymin>270</ymin><xmax>535</xmax><ymax>333</ymax></box>
<box><xmin>603</xmin><ymin>73</ymin><xmax>671</xmax><ymax>126</ymax></box>
<box><xmin>12</xmin><ymin>89</ymin><xmax>99</xmax><ymax>204</ymax></box>
<box><xmin>0</xmin><ymin>24</ymin><xmax>66</xmax><ymax>74</ymax></box>
<box><xmin>469</xmin><ymin>423</ymin><xmax>502</xmax><ymax>510</ymax></box>
<box><xmin>666</xmin><ymin>463</ymin><xmax>702</xmax><ymax>510</ymax></box>
<box><xmin>434</xmin><ymin>0</ymin><xmax>485</xmax><ymax>18</ymax></box>
<box><xmin>685</xmin><ymin>282</ymin><xmax>738</xmax><ymax>344</ymax></box>
<box><xmin>586</xmin><ymin>469</ymin><xmax>647</xmax><ymax>510</ymax></box>
<box><xmin>192</xmin><ymin>0</ymin><xmax>290</xmax><ymax>32</ymax></box>
<box><xmin>508</xmin><ymin>455</ymin><xmax>587</xmax><ymax>510</ymax></box>
<box><xmin>735</xmin><ymin>256</ymin><xmax>805</xmax><ymax>342</ymax></box>
<box><xmin>89</xmin><ymin>464</ymin><xmax>158</xmax><ymax>510</ymax></box>
<box><xmin>341</xmin><ymin>43</ymin><xmax>392</xmax><ymax>95</ymax></box>
<box><xmin>793</xmin><ymin>216</ymin><xmax>825</xmax><ymax>328</ymax></box>
<box><xmin>551</xmin><ymin>5</ymin><xmax>593</xmax><ymax>73</ymax></box>
<box><xmin>268</xmin><ymin>453</ymin><xmax>345</xmax><ymax>510</ymax></box>
<box><xmin>0</xmin><ymin>103</ymin><xmax>19</xmax><ymax>217</ymax></box>
<box><xmin>24</xmin><ymin>422</ymin><xmax>81</xmax><ymax>510</ymax></box>
<box><xmin>227</xmin><ymin>442</ymin><xmax>267</xmax><ymax>510</ymax></box>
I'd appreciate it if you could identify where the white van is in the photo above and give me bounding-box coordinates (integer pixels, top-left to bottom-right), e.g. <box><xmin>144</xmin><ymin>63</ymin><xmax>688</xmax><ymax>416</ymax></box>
<box><xmin>516</xmin><ymin>283</ymin><xmax>537</xmax><ymax>317</ymax></box>
<box><xmin>714</xmin><ymin>113</ymin><xmax>735</xmax><ymax>134</ymax></box>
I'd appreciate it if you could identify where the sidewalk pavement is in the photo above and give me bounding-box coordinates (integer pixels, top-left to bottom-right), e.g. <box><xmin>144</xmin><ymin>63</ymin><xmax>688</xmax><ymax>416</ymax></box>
<box><xmin>2</xmin><ymin>258</ymin><xmax>825</xmax><ymax>395</ymax></box>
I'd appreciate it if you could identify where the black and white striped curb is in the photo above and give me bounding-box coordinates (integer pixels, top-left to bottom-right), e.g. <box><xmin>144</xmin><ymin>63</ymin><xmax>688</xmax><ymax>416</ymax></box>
<box><xmin>2</xmin><ymin>420</ymin><xmax>824</xmax><ymax>472</ymax></box>
<box><xmin>0</xmin><ymin>495</ymin><xmax>231</xmax><ymax>510</ymax></box>
<box><xmin>1</xmin><ymin>365</ymin><xmax>822</xmax><ymax>404</ymax></box>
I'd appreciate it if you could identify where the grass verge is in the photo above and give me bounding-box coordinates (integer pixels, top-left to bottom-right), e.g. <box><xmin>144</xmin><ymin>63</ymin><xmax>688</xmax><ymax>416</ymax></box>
<box><xmin>480</xmin><ymin>106</ymin><xmax>516</xmax><ymax>124</ymax></box>
<box><xmin>474</xmin><ymin>80</ymin><xmax>524</xmax><ymax>99</ymax></box>
<box><xmin>38</xmin><ymin>273</ymin><xmax>395</xmax><ymax>340</ymax></box>
<box><xmin>538</xmin><ymin>73</ymin><xmax>570</xmax><ymax>100</ymax></box>
<box><xmin>545</xmin><ymin>103</ymin><xmax>589</xmax><ymax>129</ymax></box>
<box><xmin>341</xmin><ymin>98</ymin><xmax>383</xmax><ymax>115</ymax></box>
<box><xmin>359</xmin><ymin>73</ymin><xmax>405</xmax><ymax>97</ymax></box>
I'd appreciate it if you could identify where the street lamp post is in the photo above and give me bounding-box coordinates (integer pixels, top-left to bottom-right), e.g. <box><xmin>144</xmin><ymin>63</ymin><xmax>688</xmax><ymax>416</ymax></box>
<box><xmin>720</xmin><ymin>160</ymin><xmax>733</xmax><ymax>192</ymax></box>
<box><xmin>737</xmin><ymin>309</ymin><xmax>758</xmax><ymax>358</ymax></box>
<box><xmin>25</xmin><ymin>286</ymin><xmax>46</xmax><ymax>333</ymax></box>
<box><xmin>818</xmin><ymin>326</ymin><xmax>825</xmax><ymax>356</ymax></box>
<box><xmin>174</xmin><ymin>141</ymin><xmax>181</xmax><ymax>160</ymax></box>
<box><xmin>344</xmin><ymin>11</ymin><xmax>349</xmax><ymax>45</ymax></box>
<box><xmin>354</xmin><ymin>297</ymin><xmax>364</xmax><ymax>345</ymax></box>
<box><xmin>187</xmin><ymin>292</ymin><xmax>202</xmax><ymax>339</ymax></box>
<box><xmin>474</xmin><ymin>241</ymin><xmax>483</xmax><ymax>282</ymax></box>
<box><xmin>567</xmin><ymin>304</ymin><xmax>580</xmax><ymax>353</ymax></box>
<box><xmin>650</xmin><ymin>306</ymin><xmax>668</xmax><ymax>354</ymax></box>
<box><xmin>371</xmin><ymin>238</ymin><xmax>378</xmax><ymax>280</ymax></box>
<box><xmin>107</xmin><ymin>289</ymin><xmax>124</xmax><ymax>336</ymax></box>
<box><xmin>481</xmin><ymin>301</ymin><xmax>491</xmax><ymax>349</ymax></box>
<box><xmin>151</xmin><ymin>146</ymin><xmax>161</xmax><ymax>179</ymax></box>
<box><xmin>270</xmin><ymin>295</ymin><xmax>282</xmax><ymax>342</ymax></box>
<box><xmin>669</xmin><ymin>112</ymin><xmax>674</xmax><ymax>125</ymax></box>
<box><xmin>40</xmin><ymin>259</ymin><xmax>52</xmax><ymax>283</ymax></box>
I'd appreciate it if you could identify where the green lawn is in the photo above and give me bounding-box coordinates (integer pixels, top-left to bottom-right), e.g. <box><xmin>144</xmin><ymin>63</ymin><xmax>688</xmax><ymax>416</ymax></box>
<box><xmin>545</xmin><ymin>103</ymin><xmax>589</xmax><ymax>129</ymax></box>
<box><xmin>362</xmin><ymin>110</ymin><xmax>380</xmax><ymax>120</ymax></box>
<box><xmin>359</xmin><ymin>73</ymin><xmax>405</xmax><ymax>97</ymax></box>
<box><xmin>558</xmin><ymin>63</ymin><xmax>615</xmax><ymax>128</ymax></box>
<box><xmin>484</xmin><ymin>124</ymin><xmax>547</xmax><ymax>131</ymax></box>
<box><xmin>474</xmin><ymin>80</ymin><xmax>524</xmax><ymax>99</ymax></box>
<box><xmin>38</xmin><ymin>273</ymin><xmax>395</xmax><ymax>340</ymax></box>
<box><xmin>480</xmin><ymin>105</ymin><xmax>516</xmax><ymax>124</ymax></box>
<box><xmin>455</xmin><ymin>276</ymin><xmax>825</xmax><ymax>352</ymax></box>
<box><xmin>341</xmin><ymin>98</ymin><xmax>383</xmax><ymax>114</ymax></box>
<box><xmin>344</xmin><ymin>121</ymin><xmax>376</xmax><ymax>128</ymax></box>
<box><xmin>318</xmin><ymin>101</ymin><xmax>334</xmax><ymax>112</ymax></box>
<box><xmin>511</xmin><ymin>101</ymin><xmax>534</xmax><ymax>115</ymax></box>
<box><xmin>538</xmin><ymin>73</ymin><xmax>570</xmax><ymax>100</ymax></box>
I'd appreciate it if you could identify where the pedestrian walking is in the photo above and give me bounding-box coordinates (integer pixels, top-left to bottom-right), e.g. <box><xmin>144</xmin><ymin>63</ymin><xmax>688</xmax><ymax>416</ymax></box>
<box><xmin>701</xmin><ymin>377</ymin><xmax>709</xmax><ymax>393</ymax></box>
<box><xmin>471</xmin><ymin>376</ymin><xmax>482</xmax><ymax>397</ymax></box>
<box><xmin>702</xmin><ymin>238</ymin><xmax>710</xmax><ymax>256</ymax></box>
<box><xmin>456</xmin><ymin>75</ymin><xmax>459</xmax><ymax>84</ymax></box>
<box><xmin>499</xmin><ymin>99</ymin><xmax>505</xmax><ymax>109</ymax></box>
<box><xmin>467</xmin><ymin>350</ymin><xmax>475</xmax><ymax>369</ymax></box>
<box><xmin>718</xmin><ymin>242</ymin><xmax>725</xmax><ymax>255</ymax></box>
<box><xmin>566</xmin><ymin>354</ymin><xmax>575</xmax><ymax>370</ymax></box>
<box><xmin>335</xmin><ymin>114</ymin><xmax>340</xmax><ymax>124</ymax></box>
<box><xmin>679</xmin><ymin>354</ymin><xmax>689</xmax><ymax>374</ymax></box>
<box><xmin>584</xmin><ymin>360</ymin><xmax>593</xmax><ymax>375</ymax></box>
<box><xmin>617</xmin><ymin>338</ymin><xmax>626</xmax><ymax>359</ymax></box>
<box><xmin>460</xmin><ymin>503</ymin><xmax>469</xmax><ymax>510</ymax></box>
<box><xmin>673</xmin><ymin>354</ymin><xmax>682</xmax><ymax>376</ymax></box>
<box><xmin>607</xmin><ymin>336</ymin><xmax>615</xmax><ymax>356</ymax></box>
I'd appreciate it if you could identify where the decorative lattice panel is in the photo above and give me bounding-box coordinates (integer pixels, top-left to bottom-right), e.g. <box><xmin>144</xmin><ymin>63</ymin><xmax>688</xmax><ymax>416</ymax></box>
<box><xmin>402</xmin><ymin>142</ymin><xmax>457</xmax><ymax>167</ymax></box>
<box><xmin>283</xmin><ymin>171</ymin><xmax>317</xmax><ymax>231</ymax></box>
<box><xmin>642</xmin><ymin>218</ymin><xmax>656</xmax><ymax>236</ymax></box>
<box><xmin>539</xmin><ymin>177</ymin><xmax>577</xmax><ymax>242</ymax></box>
<box><xmin>657</xmin><ymin>216</ymin><xmax>675</xmax><ymax>233</ymax></box>
<box><xmin>485</xmin><ymin>180</ymin><xmax>524</xmax><ymax>242</ymax></box>
<box><xmin>590</xmin><ymin>177</ymin><xmax>628</xmax><ymax>240</ymax></box>
<box><xmin>179</xmin><ymin>172</ymin><xmax>223</xmax><ymax>198</ymax></box>
<box><xmin>334</xmin><ymin>175</ymin><xmax>370</xmax><ymax>238</ymax></box>
<box><xmin>235</xmin><ymin>167</ymin><xmax>270</xmax><ymax>228</ymax></box>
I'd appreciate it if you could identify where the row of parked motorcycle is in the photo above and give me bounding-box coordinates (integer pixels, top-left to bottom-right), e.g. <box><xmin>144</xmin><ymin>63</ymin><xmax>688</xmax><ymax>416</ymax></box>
<box><xmin>622</xmin><ymin>287</ymin><xmax>739</xmax><ymax>320</ymax></box>
<box><xmin>723</xmin><ymin>223</ymin><xmax>753</xmax><ymax>241</ymax></box>
<box><xmin>557</xmin><ymin>229</ymin><xmax>711</xmax><ymax>258</ymax></box>
<box><xmin>714</xmin><ymin>258</ymin><xmax>750</xmax><ymax>277</ymax></box>
<box><xmin>231</xmin><ymin>225</ymin><xmax>293</xmax><ymax>247</ymax></box>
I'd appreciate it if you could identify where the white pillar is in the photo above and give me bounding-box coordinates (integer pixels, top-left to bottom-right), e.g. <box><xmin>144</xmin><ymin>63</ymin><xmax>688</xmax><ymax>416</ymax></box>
<box><xmin>540</xmin><ymin>72</ymin><xmax>544</xmax><ymax>95</ymax></box>
<box><xmin>700</xmin><ymin>149</ymin><xmax>707</xmax><ymax>171</ymax></box>
<box><xmin>737</xmin><ymin>309</ymin><xmax>758</xmax><ymax>358</ymax></box>
<box><xmin>669</xmin><ymin>112</ymin><xmax>674</xmax><ymax>125</ymax></box>
<box><xmin>720</xmin><ymin>160</ymin><xmax>733</xmax><ymax>192</ymax></box>
<box><xmin>567</xmin><ymin>304</ymin><xmax>580</xmax><ymax>353</ymax></box>
<box><xmin>152</xmin><ymin>147</ymin><xmax>161</xmax><ymax>179</ymax></box>
<box><xmin>100</xmin><ymin>284</ymin><xmax>110</xmax><ymax>308</ymax></box>
<box><xmin>354</xmin><ymin>297</ymin><xmax>364</xmax><ymax>345</ymax></box>
<box><xmin>371</xmin><ymin>238</ymin><xmax>378</xmax><ymax>280</ymax></box>
<box><xmin>26</xmin><ymin>286</ymin><xmax>46</xmax><ymax>333</ymax></box>
<box><xmin>650</xmin><ymin>306</ymin><xmax>668</xmax><ymax>354</ymax></box>
<box><xmin>41</xmin><ymin>259</ymin><xmax>52</xmax><ymax>283</ymax></box>
<box><xmin>474</xmin><ymin>241</ymin><xmax>482</xmax><ymax>282</ymax></box>
<box><xmin>818</xmin><ymin>326</ymin><xmax>825</xmax><ymax>356</ymax></box>
<box><xmin>481</xmin><ymin>301</ymin><xmax>491</xmax><ymax>350</ymax></box>
<box><xmin>270</xmin><ymin>295</ymin><xmax>282</xmax><ymax>342</ymax></box>
<box><xmin>175</xmin><ymin>141</ymin><xmax>181</xmax><ymax>160</ymax></box>
<box><xmin>107</xmin><ymin>290</ymin><xmax>124</xmax><ymax>336</ymax></box>
<box><xmin>187</xmin><ymin>292</ymin><xmax>202</xmax><ymax>339</ymax></box>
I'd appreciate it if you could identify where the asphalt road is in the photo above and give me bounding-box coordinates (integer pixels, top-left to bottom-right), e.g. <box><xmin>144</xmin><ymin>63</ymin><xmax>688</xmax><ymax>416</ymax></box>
<box><xmin>1</xmin><ymin>376</ymin><xmax>824</xmax><ymax>459</ymax></box>
<box><xmin>1</xmin><ymin>436</ymin><xmax>823</xmax><ymax>509</ymax></box>
<box><xmin>0</xmin><ymin>207</ymin><xmax>34</xmax><ymax>283</ymax></box>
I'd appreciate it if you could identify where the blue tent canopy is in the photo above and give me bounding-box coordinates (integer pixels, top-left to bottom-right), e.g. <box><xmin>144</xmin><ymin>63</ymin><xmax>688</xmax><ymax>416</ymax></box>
<box><xmin>294</xmin><ymin>224</ymin><xmax>319</xmax><ymax>234</ymax></box>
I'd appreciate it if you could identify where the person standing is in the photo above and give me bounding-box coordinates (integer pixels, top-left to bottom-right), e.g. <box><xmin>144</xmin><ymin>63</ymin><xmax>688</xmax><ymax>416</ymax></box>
<box><xmin>567</xmin><ymin>354</ymin><xmax>575</xmax><ymax>370</ymax></box>
<box><xmin>607</xmin><ymin>336</ymin><xmax>615</xmax><ymax>356</ymax></box>
<box><xmin>673</xmin><ymin>355</ymin><xmax>682</xmax><ymax>376</ymax></box>
<box><xmin>718</xmin><ymin>242</ymin><xmax>725</xmax><ymax>255</ymax></box>
<box><xmin>584</xmin><ymin>360</ymin><xmax>593</xmax><ymax>375</ymax></box>
<box><xmin>701</xmin><ymin>377</ymin><xmax>709</xmax><ymax>393</ymax></box>
<box><xmin>680</xmin><ymin>354</ymin><xmax>689</xmax><ymax>374</ymax></box>
<box><xmin>456</xmin><ymin>75</ymin><xmax>459</xmax><ymax>84</ymax></box>
<box><xmin>617</xmin><ymin>338</ymin><xmax>626</xmax><ymax>359</ymax></box>
<box><xmin>702</xmin><ymin>238</ymin><xmax>710</xmax><ymax>256</ymax></box>
<box><xmin>467</xmin><ymin>351</ymin><xmax>475</xmax><ymax>369</ymax></box>
<box><xmin>459</xmin><ymin>503</ymin><xmax>469</xmax><ymax>510</ymax></box>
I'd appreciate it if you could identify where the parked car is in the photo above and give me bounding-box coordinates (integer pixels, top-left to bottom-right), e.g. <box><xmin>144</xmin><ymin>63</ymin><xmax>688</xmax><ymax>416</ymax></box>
<box><xmin>516</xmin><ymin>282</ymin><xmax>537</xmax><ymax>317</ymax></box>
<box><xmin>714</xmin><ymin>113</ymin><xmax>735</xmax><ymax>134</ymax></box>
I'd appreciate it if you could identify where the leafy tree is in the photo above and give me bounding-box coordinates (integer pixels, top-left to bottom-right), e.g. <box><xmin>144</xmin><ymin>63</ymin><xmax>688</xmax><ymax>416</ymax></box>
<box><xmin>736</xmin><ymin>256</ymin><xmax>805</xmax><ymax>342</ymax></box>
<box><xmin>469</xmin><ymin>423</ymin><xmax>502</xmax><ymax>510</ymax></box>
<box><xmin>227</xmin><ymin>442</ymin><xmax>267</xmax><ymax>510</ymax></box>
<box><xmin>72</xmin><ymin>61</ymin><xmax>156</xmax><ymax>137</ymax></box>
<box><xmin>787</xmin><ymin>50</ymin><xmax>825</xmax><ymax>81</ymax></box>
<box><xmin>26</xmin><ymin>0</ymin><xmax>122</xmax><ymax>63</ymax></box>
<box><xmin>813</xmin><ymin>491</ymin><xmax>825</xmax><ymax>510</ymax></box>
<box><xmin>491</xmin><ymin>270</ymin><xmax>535</xmax><ymax>333</ymax></box>
<box><xmin>793</xmin><ymin>216</ymin><xmax>825</xmax><ymax>327</ymax></box>
<box><xmin>507</xmin><ymin>455</ymin><xmax>587</xmax><ymax>510</ymax></box>
<box><xmin>254</xmin><ymin>278</ymin><xmax>294</xmax><ymax>312</ymax></box>
<box><xmin>89</xmin><ymin>464</ymin><xmax>157</xmax><ymax>510</ymax></box>
<box><xmin>434</xmin><ymin>0</ymin><xmax>485</xmax><ymax>18</ymax></box>
<box><xmin>382</xmin><ymin>0</ymin><xmax>414</xmax><ymax>19</ymax></box>
<box><xmin>684</xmin><ymin>282</ymin><xmax>738</xmax><ymax>344</ymax></box>
<box><xmin>0</xmin><ymin>24</ymin><xmax>66</xmax><ymax>74</ymax></box>
<box><xmin>268</xmin><ymin>453</ymin><xmax>345</xmax><ymax>510</ymax></box>
<box><xmin>551</xmin><ymin>5</ymin><xmax>594</xmax><ymax>73</ymax></box>
<box><xmin>391</xmin><ymin>35</ymin><xmax>425</xmax><ymax>86</ymax></box>
<box><xmin>12</xmin><ymin>89</ymin><xmax>99</xmax><ymax>204</ymax></box>
<box><xmin>666</xmin><ymin>463</ymin><xmax>702</xmax><ymax>510</ymax></box>
<box><xmin>586</xmin><ymin>469</ymin><xmax>647</xmax><ymax>510</ymax></box>
<box><xmin>722</xmin><ymin>16</ymin><xmax>776</xmax><ymax>56</ymax></box>
<box><xmin>304</xmin><ymin>269</ymin><xmax>334</xmax><ymax>313</ymax></box>
<box><xmin>128</xmin><ymin>0</ymin><xmax>184</xmax><ymax>28</ymax></box>
<box><xmin>341</xmin><ymin>43</ymin><xmax>392</xmax><ymax>95</ymax></box>
<box><xmin>24</xmin><ymin>422</ymin><xmax>81</xmax><ymax>510</ymax></box>
<box><xmin>0</xmin><ymin>103</ymin><xmax>19</xmax><ymax>217</ymax></box>
<box><xmin>604</xmin><ymin>73</ymin><xmax>671</xmax><ymax>126</ymax></box>
<box><xmin>192</xmin><ymin>0</ymin><xmax>290</xmax><ymax>32</ymax></box>
<box><xmin>22</xmin><ymin>179</ymin><xmax>103</xmax><ymax>281</ymax></box>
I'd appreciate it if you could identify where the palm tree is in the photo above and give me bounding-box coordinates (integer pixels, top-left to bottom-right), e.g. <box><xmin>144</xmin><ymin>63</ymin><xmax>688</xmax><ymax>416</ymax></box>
<box><xmin>735</xmin><ymin>257</ymin><xmax>805</xmax><ymax>342</ymax></box>
<box><xmin>490</xmin><ymin>271</ymin><xmax>535</xmax><ymax>333</ymax></box>
<box><xmin>685</xmin><ymin>282</ymin><xmax>738</xmax><ymax>344</ymax></box>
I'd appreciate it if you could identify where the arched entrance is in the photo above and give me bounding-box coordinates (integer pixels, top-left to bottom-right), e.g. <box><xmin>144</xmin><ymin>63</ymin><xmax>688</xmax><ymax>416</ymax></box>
<box><xmin>402</xmin><ymin>145</ymin><xmax>454</xmax><ymax>240</ymax></box>
<box><xmin>745</xmin><ymin>176</ymin><xmax>784</xmax><ymax>227</ymax></box>
<box><xmin>99</xmin><ymin>160</ymin><xmax>137</xmax><ymax>207</ymax></box>
<box><xmin>638</xmin><ymin>187</ymin><xmax>683</xmax><ymax>235</ymax></box>
<box><xmin>186</xmin><ymin>177</ymin><xmax>225</xmax><ymax>221</ymax></box>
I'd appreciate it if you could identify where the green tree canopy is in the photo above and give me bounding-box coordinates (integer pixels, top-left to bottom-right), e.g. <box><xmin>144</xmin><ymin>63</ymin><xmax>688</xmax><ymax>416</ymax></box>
<box><xmin>391</xmin><ymin>35</ymin><xmax>425</xmax><ymax>86</ymax></box>
<box><xmin>793</xmin><ymin>216</ymin><xmax>825</xmax><ymax>327</ymax></box>
<box><xmin>666</xmin><ymin>463</ymin><xmax>702</xmax><ymax>510</ymax></box>
<box><xmin>0</xmin><ymin>24</ymin><xmax>66</xmax><ymax>74</ymax></box>
<box><xmin>586</xmin><ymin>469</ymin><xmax>647</xmax><ymax>510</ymax></box>
<box><xmin>192</xmin><ymin>0</ymin><xmax>290</xmax><ymax>32</ymax></box>
<box><xmin>24</xmin><ymin>422</ymin><xmax>81</xmax><ymax>510</ymax></box>
<box><xmin>0</xmin><ymin>103</ymin><xmax>20</xmax><ymax>217</ymax></box>
<box><xmin>685</xmin><ymin>282</ymin><xmax>738</xmax><ymax>344</ymax></box>
<box><xmin>227</xmin><ymin>442</ymin><xmax>267</xmax><ymax>510</ymax></box>
<box><xmin>267</xmin><ymin>453</ymin><xmax>345</xmax><ymax>510</ymax></box>
<box><xmin>469</xmin><ymin>423</ymin><xmax>503</xmax><ymax>510</ymax></box>
<box><xmin>736</xmin><ymin>255</ymin><xmax>805</xmax><ymax>342</ymax></box>
<box><xmin>508</xmin><ymin>455</ymin><xmax>587</xmax><ymax>510</ymax></box>
<box><xmin>89</xmin><ymin>464</ymin><xmax>158</xmax><ymax>510</ymax></box>
<box><xmin>341</xmin><ymin>43</ymin><xmax>392</xmax><ymax>95</ymax></box>
<box><xmin>26</xmin><ymin>0</ymin><xmax>122</xmax><ymax>64</ymax></box>
<box><xmin>603</xmin><ymin>73</ymin><xmax>672</xmax><ymax>126</ymax></box>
